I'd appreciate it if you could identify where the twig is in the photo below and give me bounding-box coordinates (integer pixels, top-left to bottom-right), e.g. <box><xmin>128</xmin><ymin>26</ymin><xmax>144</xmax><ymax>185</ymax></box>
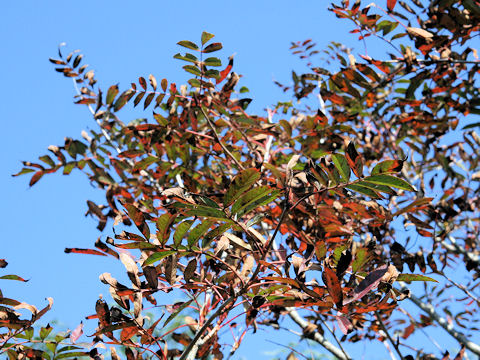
<box><xmin>398</xmin><ymin>282</ymin><xmax>480</xmax><ymax>355</ymax></box>
<box><xmin>319</xmin><ymin>317</ymin><xmax>350</xmax><ymax>359</ymax></box>
<box><xmin>198</xmin><ymin>105</ymin><xmax>245</xmax><ymax>170</ymax></box>
<box><xmin>287</xmin><ymin>308</ymin><xmax>352</xmax><ymax>360</ymax></box>
<box><xmin>375</xmin><ymin>311</ymin><xmax>405</xmax><ymax>360</ymax></box>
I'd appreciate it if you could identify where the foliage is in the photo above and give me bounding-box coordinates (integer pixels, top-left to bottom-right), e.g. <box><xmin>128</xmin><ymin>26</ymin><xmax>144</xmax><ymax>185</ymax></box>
<box><xmin>4</xmin><ymin>1</ymin><xmax>480</xmax><ymax>359</ymax></box>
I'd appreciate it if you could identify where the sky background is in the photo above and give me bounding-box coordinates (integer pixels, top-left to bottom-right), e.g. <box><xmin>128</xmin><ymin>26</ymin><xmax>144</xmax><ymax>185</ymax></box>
<box><xmin>1</xmin><ymin>1</ymin><xmax>468</xmax><ymax>359</ymax></box>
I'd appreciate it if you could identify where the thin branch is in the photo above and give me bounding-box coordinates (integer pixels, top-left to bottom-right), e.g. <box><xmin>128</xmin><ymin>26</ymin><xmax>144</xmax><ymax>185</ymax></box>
<box><xmin>398</xmin><ymin>282</ymin><xmax>480</xmax><ymax>356</ymax></box>
<box><xmin>319</xmin><ymin>317</ymin><xmax>350</xmax><ymax>359</ymax></box>
<box><xmin>375</xmin><ymin>311</ymin><xmax>405</xmax><ymax>360</ymax></box>
<box><xmin>198</xmin><ymin>105</ymin><xmax>245</xmax><ymax>170</ymax></box>
<box><xmin>288</xmin><ymin>308</ymin><xmax>352</xmax><ymax>360</ymax></box>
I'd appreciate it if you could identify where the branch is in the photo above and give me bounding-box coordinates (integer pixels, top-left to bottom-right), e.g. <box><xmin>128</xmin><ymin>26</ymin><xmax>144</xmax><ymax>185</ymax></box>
<box><xmin>199</xmin><ymin>105</ymin><xmax>245</xmax><ymax>170</ymax></box>
<box><xmin>375</xmin><ymin>311</ymin><xmax>405</xmax><ymax>360</ymax></box>
<box><xmin>399</xmin><ymin>282</ymin><xmax>480</xmax><ymax>356</ymax></box>
<box><xmin>287</xmin><ymin>308</ymin><xmax>352</xmax><ymax>360</ymax></box>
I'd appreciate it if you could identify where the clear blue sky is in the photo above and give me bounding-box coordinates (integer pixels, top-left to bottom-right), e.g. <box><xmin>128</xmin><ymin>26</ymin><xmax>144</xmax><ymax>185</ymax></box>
<box><xmin>1</xmin><ymin>1</ymin><xmax>463</xmax><ymax>359</ymax></box>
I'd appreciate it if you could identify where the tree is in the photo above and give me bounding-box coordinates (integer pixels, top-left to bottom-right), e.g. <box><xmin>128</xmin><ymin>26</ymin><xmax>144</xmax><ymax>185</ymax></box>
<box><xmin>3</xmin><ymin>0</ymin><xmax>480</xmax><ymax>359</ymax></box>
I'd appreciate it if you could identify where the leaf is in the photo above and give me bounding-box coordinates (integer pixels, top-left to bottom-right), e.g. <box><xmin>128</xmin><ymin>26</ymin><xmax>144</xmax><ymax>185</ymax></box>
<box><xmin>143</xmin><ymin>92</ymin><xmax>155</xmax><ymax>109</ymax></box>
<box><xmin>144</xmin><ymin>250</ymin><xmax>177</xmax><ymax>266</ymax></box>
<box><xmin>224</xmin><ymin>168</ymin><xmax>261</xmax><ymax>206</ymax></box>
<box><xmin>371</xmin><ymin>159</ymin><xmax>404</xmax><ymax>174</ymax></box>
<box><xmin>331</xmin><ymin>154</ymin><xmax>350</xmax><ymax>182</ymax></box>
<box><xmin>161</xmin><ymin>78</ymin><xmax>168</xmax><ymax>92</ymax></box>
<box><xmin>346</xmin><ymin>184</ymin><xmax>382</xmax><ymax>199</ymax></box>
<box><xmin>0</xmin><ymin>275</ymin><xmax>28</xmax><ymax>282</ymax></box>
<box><xmin>70</xmin><ymin>322</ymin><xmax>83</xmax><ymax>344</ymax></box>
<box><xmin>64</xmin><ymin>248</ymin><xmax>108</xmax><ymax>257</ymax></box>
<box><xmin>322</xmin><ymin>266</ymin><xmax>343</xmax><ymax>309</ymax></box>
<box><xmin>201</xmin><ymin>31</ymin><xmax>215</xmax><ymax>45</ymax></box>
<box><xmin>406</xmin><ymin>27</ymin><xmax>433</xmax><ymax>39</ymax></box>
<box><xmin>355</xmin><ymin>180</ymin><xmax>396</xmax><ymax>195</ymax></box>
<box><xmin>202</xmin><ymin>42</ymin><xmax>222</xmax><ymax>53</ymax></box>
<box><xmin>363</xmin><ymin>174</ymin><xmax>415</xmax><ymax>191</ymax></box>
<box><xmin>120</xmin><ymin>326</ymin><xmax>139</xmax><ymax>342</ymax></box>
<box><xmin>396</xmin><ymin>274</ymin><xmax>438</xmax><ymax>282</ymax></box>
<box><xmin>138</xmin><ymin>77</ymin><xmax>147</xmax><ymax>90</ymax></box>
<box><xmin>187</xmin><ymin>220</ymin><xmax>214</xmax><ymax>247</ymax></box>
<box><xmin>231</xmin><ymin>186</ymin><xmax>273</xmax><ymax>215</ymax></box>
<box><xmin>173</xmin><ymin>220</ymin><xmax>194</xmax><ymax>246</ymax></box>
<box><xmin>106</xmin><ymin>85</ymin><xmax>119</xmax><ymax>105</ymax></box>
<box><xmin>177</xmin><ymin>40</ymin><xmax>199</xmax><ymax>51</ymax></box>
<box><xmin>156</xmin><ymin>213</ymin><xmax>176</xmax><ymax>243</ymax></box>
<box><xmin>148</xmin><ymin>74</ymin><xmax>157</xmax><ymax>90</ymax></box>
<box><xmin>183</xmin><ymin>65</ymin><xmax>202</xmax><ymax>76</ymax></box>
<box><xmin>56</xmin><ymin>352</ymin><xmax>89</xmax><ymax>359</ymax></box>
<box><xmin>204</xmin><ymin>57</ymin><xmax>222</xmax><ymax>67</ymax></box>
<box><xmin>387</xmin><ymin>0</ymin><xmax>397</xmax><ymax>12</ymax></box>
<box><xmin>344</xmin><ymin>265</ymin><xmax>388</xmax><ymax>304</ymax></box>
<box><xmin>173</xmin><ymin>53</ymin><xmax>198</xmax><ymax>64</ymax></box>
<box><xmin>29</xmin><ymin>171</ymin><xmax>44</xmax><ymax>186</ymax></box>
<box><xmin>345</xmin><ymin>142</ymin><xmax>363</xmax><ymax>177</ymax></box>
<box><xmin>125</xmin><ymin>204</ymin><xmax>150</xmax><ymax>240</ymax></box>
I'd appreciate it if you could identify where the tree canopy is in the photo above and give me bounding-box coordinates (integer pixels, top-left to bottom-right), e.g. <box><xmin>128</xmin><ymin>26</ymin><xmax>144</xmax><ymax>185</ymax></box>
<box><xmin>3</xmin><ymin>0</ymin><xmax>480</xmax><ymax>359</ymax></box>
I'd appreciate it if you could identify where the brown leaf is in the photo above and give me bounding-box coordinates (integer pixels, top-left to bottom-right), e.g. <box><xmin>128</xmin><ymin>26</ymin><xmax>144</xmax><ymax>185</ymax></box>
<box><xmin>121</xmin><ymin>325</ymin><xmax>139</xmax><ymax>342</ymax></box>
<box><xmin>184</xmin><ymin>258</ymin><xmax>197</xmax><ymax>282</ymax></box>
<box><xmin>322</xmin><ymin>266</ymin><xmax>343</xmax><ymax>308</ymax></box>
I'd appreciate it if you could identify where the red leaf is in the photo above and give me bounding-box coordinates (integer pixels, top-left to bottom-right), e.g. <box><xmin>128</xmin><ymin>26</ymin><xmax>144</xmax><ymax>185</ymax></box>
<box><xmin>217</xmin><ymin>55</ymin><xmax>234</xmax><ymax>84</ymax></box>
<box><xmin>120</xmin><ymin>326</ymin><xmax>139</xmax><ymax>342</ymax></box>
<box><xmin>322</xmin><ymin>266</ymin><xmax>343</xmax><ymax>308</ymax></box>
<box><xmin>29</xmin><ymin>171</ymin><xmax>44</xmax><ymax>186</ymax></box>
<box><xmin>64</xmin><ymin>248</ymin><xmax>108</xmax><ymax>256</ymax></box>
<box><xmin>387</xmin><ymin>0</ymin><xmax>397</xmax><ymax>12</ymax></box>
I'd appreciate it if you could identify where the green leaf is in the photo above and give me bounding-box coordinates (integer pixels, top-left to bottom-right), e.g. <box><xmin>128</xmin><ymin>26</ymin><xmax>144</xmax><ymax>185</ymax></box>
<box><xmin>185</xmin><ymin>205</ymin><xmax>227</xmax><ymax>219</ymax></box>
<box><xmin>204</xmin><ymin>69</ymin><xmax>220</xmax><ymax>79</ymax></box>
<box><xmin>0</xmin><ymin>275</ymin><xmax>27</xmax><ymax>282</ymax></box>
<box><xmin>188</xmin><ymin>78</ymin><xmax>201</xmax><ymax>88</ymax></box>
<box><xmin>133</xmin><ymin>156</ymin><xmax>158</xmax><ymax>171</ymax></box>
<box><xmin>63</xmin><ymin>162</ymin><xmax>76</xmax><ymax>175</ymax></box>
<box><xmin>224</xmin><ymin>168</ymin><xmax>261</xmax><ymax>206</ymax></box>
<box><xmin>397</xmin><ymin>274</ymin><xmax>438</xmax><ymax>282</ymax></box>
<box><xmin>40</xmin><ymin>325</ymin><xmax>53</xmax><ymax>340</ymax></box>
<box><xmin>144</xmin><ymin>250</ymin><xmax>177</xmax><ymax>265</ymax></box>
<box><xmin>187</xmin><ymin>220</ymin><xmax>214</xmax><ymax>247</ymax></box>
<box><xmin>204</xmin><ymin>57</ymin><xmax>222</xmax><ymax>67</ymax></box>
<box><xmin>173</xmin><ymin>220</ymin><xmax>194</xmax><ymax>246</ymax></box>
<box><xmin>331</xmin><ymin>154</ymin><xmax>350</xmax><ymax>182</ymax></box>
<box><xmin>352</xmin><ymin>248</ymin><xmax>369</xmax><ymax>273</ymax></box>
<box><xmin>201</xmin><ymin>31</ymin><xmax>215</xmax><ymax>45</ymax></box>
<box><xmin>39</xmin><ymin>155</ymin><xmax>55</xmax><ymax>167</ymax></box>
<box><xmin>173</xmin><ymin>53</ymin><xmax>198</xmax><ymax>64</ymax></box>
<box><xmin>202</xmin><ymin>42</ymin><xmax>223</xmax><ymax>53</ymax></box>
<box><xmin>346</xmin><ymin>184</ymin><xmax>382</xmax><ymax>199</ymax></box>
<box><xmin>177</xmin><ymin>40</ymin><xmax>199</xmax><ymax>51</ymax></box>
<box><xmin>231</xmin><ymin>186</ymin><xmax>272</xmax><ymax>215</ymax></box>
<box><xmin>371</xmin><ymin>160</ymin><xmax>404</xmax><ymax>174</ymax></box>
<box><xmin>12</xmin><ymin>167</ymin><xmax>35</xmax><ymax>176</ymax></box>
<box><xmin>202</xmin><ymin>223</ymin><xmax>232</xmax><ymax>248</ymax></box>
<box><xmin>364</xmin><ymin>174</ymin><xmax>415</xmax><ymax>191</ymax></box>
<box><xmin>183</xmin><ymin>65</ymin><xmax>202</xmax><ymax>76</ymax></box>
<box><xmin>106</xmin><ymin>85</ymin><xmax>119</xmax><ymax>105</ymax></box>
<box><xmin>238</xmin><ymin>190</ymin><xmax>281</xmax><ymax>217</ymax></box>
<box><xmin>55</xmin><ymin>351</ymin><xmax>89</xmax><ymax>359</ymax></box>
<box><xmin>355</xmin><ymin>180</ymin><xmax>397</xmax><ymax>195</ymax></box>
